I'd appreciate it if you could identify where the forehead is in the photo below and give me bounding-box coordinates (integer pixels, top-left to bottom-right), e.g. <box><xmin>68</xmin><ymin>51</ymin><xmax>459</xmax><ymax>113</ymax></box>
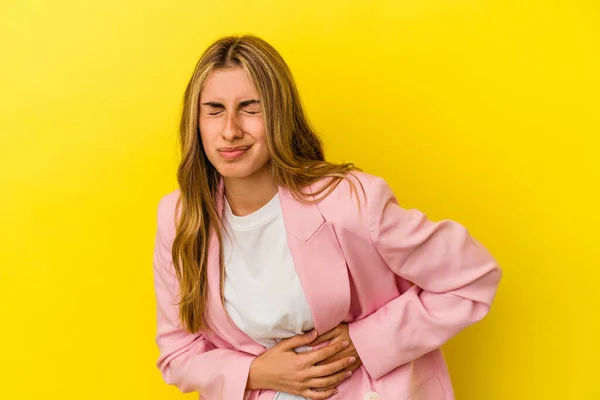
<box><xmin>200</xmin><ymin>68</ymin><xmax>258</xmax><ymax>101</ymax></box>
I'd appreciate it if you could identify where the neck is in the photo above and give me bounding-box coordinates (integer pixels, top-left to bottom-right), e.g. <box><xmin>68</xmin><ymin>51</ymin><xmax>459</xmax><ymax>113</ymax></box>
<box><xmin>223</xmin><ymin>166</ymin><xmax>278</xmax><ymax>217</ymax></box>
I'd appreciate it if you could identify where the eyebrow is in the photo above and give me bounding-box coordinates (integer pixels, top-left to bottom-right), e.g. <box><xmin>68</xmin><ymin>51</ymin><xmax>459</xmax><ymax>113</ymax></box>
<box><xmin>201</xmin><ymin>99</ymin><xmax>261</xmax><ymax>109</ymax></box>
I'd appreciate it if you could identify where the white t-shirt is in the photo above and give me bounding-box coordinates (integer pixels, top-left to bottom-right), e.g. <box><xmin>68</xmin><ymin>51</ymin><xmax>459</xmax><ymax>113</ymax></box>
<box><xmin>222</xmin><ymin>193</ymin><xmax>314</xmax><ymax>400</ymax></box>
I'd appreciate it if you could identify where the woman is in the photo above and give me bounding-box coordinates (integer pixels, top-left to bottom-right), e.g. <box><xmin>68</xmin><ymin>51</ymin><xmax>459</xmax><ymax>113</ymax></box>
<box><xmin>153</xmin><ymin>35</ymin><xmax>502</xmax><ymax>400</ymax></box>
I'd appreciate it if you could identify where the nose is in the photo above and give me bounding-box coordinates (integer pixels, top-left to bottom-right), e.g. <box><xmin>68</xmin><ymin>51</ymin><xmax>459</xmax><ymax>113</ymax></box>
<box><xmin>221</xmin><ymin>111</ymin><xmax>243</xmax><ymax>142</ymax></box>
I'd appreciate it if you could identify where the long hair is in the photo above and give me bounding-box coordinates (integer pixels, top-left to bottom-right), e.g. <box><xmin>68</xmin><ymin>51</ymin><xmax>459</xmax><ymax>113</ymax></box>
<box><xmin>174</xmin><ymin>34</ymin><xmax>359</xmax><ymax>333</ymax></box>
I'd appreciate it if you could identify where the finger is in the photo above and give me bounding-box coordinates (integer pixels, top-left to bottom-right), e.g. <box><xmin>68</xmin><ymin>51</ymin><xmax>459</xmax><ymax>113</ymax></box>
<box><xmin>308</xmin><ymin>327</ymin><xmax>339</xmax><ymax>347</ymax></box>
<box><xmin>307</xmin><ymin>339</ymin><xmax>350</xmax><ymax>365</ymax></box>
<box><xmin>347</xmin><ymin>357</ymin><xmax>362</xmax><ymax>373</ymax></box>
<box><xmin>315</xmin><ymin>351</ymin><xmax>347</xmax><ymax>367</ymax></box>
<box><xmin>318</xmin><ymin>359</ymin><xmax>363</xmax><ymax>391</ymax></box>
<box><xmin>318</xmin><ymin>382</ymin><xmax>338</xmax><ymax>392</ymax></box>
<box><xmin>309</xmin><ymin>367</ymin><xmax>352</xmax><ymax>389</ymax></box>
<box><xmin>315</xmin><ymin>344</ymin><xmax>356</xmax><ymax>366</ymax></box>
<box><xmin>303</xmin><ymin>387</ymin><xmax>339</xmax><ymax>400</ymax></box>
<box><xmin>312</xmin><ymin>355</ymin><xmax>356</xmax><ymax>377</ymax></box>
<box><xmin>277</xmin><ymin>329</ymin><xmax>318</xmax><ymax>351</ymax></box>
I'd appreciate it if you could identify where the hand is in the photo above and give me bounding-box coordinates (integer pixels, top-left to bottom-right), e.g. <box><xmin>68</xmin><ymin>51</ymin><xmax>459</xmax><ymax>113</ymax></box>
<box><xmin>247</xmin><ymin>329</ymin><xmax>355</xmax><ymax>399</ymax></box>
<box><xmin>308</xmin><ymin>324</ymin><xmax>362</xmax><ymax>391</ymax></box>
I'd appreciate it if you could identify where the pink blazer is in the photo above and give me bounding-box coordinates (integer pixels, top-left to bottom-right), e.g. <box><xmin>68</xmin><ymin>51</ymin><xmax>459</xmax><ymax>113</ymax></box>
<box><xmin>152</xmin><ymin>172</ymin><xmax>502</xmax><ymax>400</ymax></box>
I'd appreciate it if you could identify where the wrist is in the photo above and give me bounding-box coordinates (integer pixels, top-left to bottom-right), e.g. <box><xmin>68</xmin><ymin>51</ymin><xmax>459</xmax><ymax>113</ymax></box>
<box><xmin>247</xmin><ymin>356</ymin><xmax>266</xmax><ymax>390</ymax></box>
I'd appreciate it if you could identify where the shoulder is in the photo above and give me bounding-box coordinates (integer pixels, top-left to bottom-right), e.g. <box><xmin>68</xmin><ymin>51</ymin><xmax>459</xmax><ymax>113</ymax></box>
<box><xmin>158</xmin><ymin>188</ymin><xmax>181</xmax><ymax>211</ymax></box>
<box><xmin>152</xmin><ymin>189</ymin><xmax>181</xmax><ymax>269</ymax></box>
<box><xmin>312</xmin><ymin>171</ymin><xmax>395</xmax><ymax>226</ymax></box>
<box><xmin>315</xmin><ymin>171</ymin><xmax>393</xmax><ymax>206</ymax></box>
<box><xmin>156</xmin><ymin>189</ymin><xmax>181</xmax><ymax>237</ymax></box>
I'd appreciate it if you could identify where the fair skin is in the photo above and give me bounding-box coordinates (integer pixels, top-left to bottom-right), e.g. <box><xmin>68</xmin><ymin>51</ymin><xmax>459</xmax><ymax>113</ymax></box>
<box><xmin>198</xmin><ymin>67</ymin><xmax>361</xmax><ymax>398</ymax></box>
<box><xmin>198</xmin><ymin>67</ymin><xmax>276</xmax><ymax>216</ymax></box>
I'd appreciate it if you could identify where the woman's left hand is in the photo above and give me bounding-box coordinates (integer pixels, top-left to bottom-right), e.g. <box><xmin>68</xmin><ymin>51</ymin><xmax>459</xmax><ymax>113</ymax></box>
<box><xmin>308</xmin><ymin>323</ymin><xmax>363</xmax><ymax>389</ymax></box>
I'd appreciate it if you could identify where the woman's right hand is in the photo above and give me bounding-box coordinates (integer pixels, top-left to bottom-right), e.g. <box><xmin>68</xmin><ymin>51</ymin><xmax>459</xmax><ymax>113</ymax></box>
<box><xmin>246</xmin><ymin>330</ymin><xmax>355</xmax><ymax>399</ymax></box>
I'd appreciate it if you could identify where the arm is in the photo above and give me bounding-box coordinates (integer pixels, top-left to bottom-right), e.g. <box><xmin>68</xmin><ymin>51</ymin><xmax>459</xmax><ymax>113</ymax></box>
<box><xmin>348</xmin><ymin>177</ymin><xmax>502</xmax><ymax>380</ymax></box>
<box><xmin>153</xmin><ymin>195</ymin><xmax>255</xmax><ymax>398</ymax></box>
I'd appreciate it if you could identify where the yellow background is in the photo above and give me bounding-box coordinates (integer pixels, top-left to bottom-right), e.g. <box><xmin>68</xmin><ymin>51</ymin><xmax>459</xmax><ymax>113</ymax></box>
<box><xmin>1</xmin><ymin>0</ymin><xmax>598</xmax><ymax>399</ymax></box>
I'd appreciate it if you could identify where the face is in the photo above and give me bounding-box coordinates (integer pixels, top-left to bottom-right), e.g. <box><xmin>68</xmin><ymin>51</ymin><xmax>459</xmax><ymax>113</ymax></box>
<box><xmin>198</xmin><ymin>67</ymin><xmax>269</xmax><ymax>180</ymax></box>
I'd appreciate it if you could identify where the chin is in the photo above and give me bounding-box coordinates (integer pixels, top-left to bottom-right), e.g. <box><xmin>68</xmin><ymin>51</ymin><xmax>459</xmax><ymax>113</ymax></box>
<box><xmin>215</xmin><ymin>164</ymin><xmax>256</xmax><ymax>179</ymax></box>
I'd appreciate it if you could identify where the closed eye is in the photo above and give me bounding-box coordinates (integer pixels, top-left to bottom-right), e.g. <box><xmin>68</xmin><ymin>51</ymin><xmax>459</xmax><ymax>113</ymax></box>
<box><xmin>201</xmin><ymin>101</ymin><xmax>224</xmax><ymax>116</ymax></box>
<box><xmin>201</xmin><ymin>100</ymin><xmax>261</xmax><ymax>115</ymax></box>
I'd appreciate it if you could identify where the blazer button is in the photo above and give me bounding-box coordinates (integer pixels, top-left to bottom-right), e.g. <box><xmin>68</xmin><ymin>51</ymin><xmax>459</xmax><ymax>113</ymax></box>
<box><xmin>364</xmin><ymin>391</ymin><xmax>381</xmax><ymax>400</ymax></box>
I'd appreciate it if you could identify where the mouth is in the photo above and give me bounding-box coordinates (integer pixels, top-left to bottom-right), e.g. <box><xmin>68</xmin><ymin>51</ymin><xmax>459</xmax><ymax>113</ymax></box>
<box><xmin>217</xmin><ymin>146</ymin><xmax>251</xmax><ymax>160</ymax></box>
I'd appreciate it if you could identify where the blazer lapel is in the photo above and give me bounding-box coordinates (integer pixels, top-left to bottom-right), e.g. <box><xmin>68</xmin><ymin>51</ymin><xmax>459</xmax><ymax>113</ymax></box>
<box><xmin>205</xmin><ymin>181</ymin><xmax>351</xmax><ymax>352</ymax></box>
<box><xmin>278</xmin><ymin>186</ymin><xmax>351</xmax><ymax>335</ymax></box>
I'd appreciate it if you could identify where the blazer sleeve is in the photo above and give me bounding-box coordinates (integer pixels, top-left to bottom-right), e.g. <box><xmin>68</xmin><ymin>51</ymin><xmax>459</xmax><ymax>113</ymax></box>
<box><xmin>348</xmin><ymin>176</ymin><xmax>502</xmax><ymax>380</ymax></box>
<box><xmin>153</xmin><ymin>195</ymin><xmax>255</xmax><ymax>399</ymax></box>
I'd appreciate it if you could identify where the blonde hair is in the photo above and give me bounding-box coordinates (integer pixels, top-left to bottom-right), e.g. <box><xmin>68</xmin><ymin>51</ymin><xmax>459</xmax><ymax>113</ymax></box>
<box><xmin>174</xmin><ymin>34</ymin><xmax>359</xmax><ymax>333</ymax></box>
